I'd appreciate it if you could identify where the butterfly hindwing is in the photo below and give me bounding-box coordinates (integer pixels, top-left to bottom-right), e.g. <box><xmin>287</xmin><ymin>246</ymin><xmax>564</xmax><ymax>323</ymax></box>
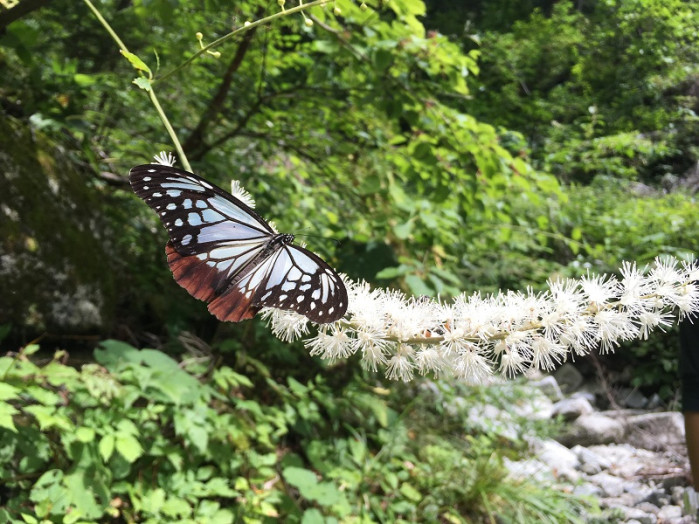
<box><xmin>255</xmin><ymin>245</ymin><xmax>348</xmax><ymax>323</ymax></box>
<box><xmin>129</xmin><ymin>163</ymin><xmax>348</xmax><ymax>324</ymax></box>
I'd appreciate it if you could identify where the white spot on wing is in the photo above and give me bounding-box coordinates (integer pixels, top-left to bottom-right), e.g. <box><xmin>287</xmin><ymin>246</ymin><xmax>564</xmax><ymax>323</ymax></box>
<box><xmin>182</xmin><ymin>234</ymin><xmax>192</xmax><ymax>245</ymax></box>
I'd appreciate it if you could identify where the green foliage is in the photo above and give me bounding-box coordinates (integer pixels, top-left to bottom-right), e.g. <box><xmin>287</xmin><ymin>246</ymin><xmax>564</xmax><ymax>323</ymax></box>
<box><xmin>0</xmin><ymin>341</ymin><xmax>591</xmax><ymax>522</ymax></box>
<box><xmin>470</xmin><ymin>0</ymin><xmax>699</xmax><ymax>183</ymax></box>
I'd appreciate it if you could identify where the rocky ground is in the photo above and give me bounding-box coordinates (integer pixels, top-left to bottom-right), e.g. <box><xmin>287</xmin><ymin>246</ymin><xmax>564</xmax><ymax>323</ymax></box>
<box><xmin>500</xmin><ymin>364</ymin><xmax>698</xmax><ymax>523</ymax></box>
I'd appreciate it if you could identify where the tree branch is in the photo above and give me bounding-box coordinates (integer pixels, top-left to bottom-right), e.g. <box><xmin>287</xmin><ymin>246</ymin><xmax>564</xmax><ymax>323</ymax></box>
<box><xmin>0</xmin><ymin>0</ymin><xmax>52</xmax><ymax>32</ymax></box>
<box><xmin>183</xmin><ymin>21</ymin><xmax>259</xmax><ymax>157</ymax></box>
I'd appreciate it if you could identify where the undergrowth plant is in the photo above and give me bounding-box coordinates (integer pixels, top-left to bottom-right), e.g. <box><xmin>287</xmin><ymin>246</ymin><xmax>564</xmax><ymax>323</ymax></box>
<box><xmin>0</xmin><ymin>341</ymin><xmax>591</xmax><ymax>522</ymax></box>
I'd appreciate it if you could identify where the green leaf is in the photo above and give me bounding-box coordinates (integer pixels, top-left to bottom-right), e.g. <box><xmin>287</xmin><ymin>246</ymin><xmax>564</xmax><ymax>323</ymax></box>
<box><xmin>162</xmin><ymin>496</ymin><xmax>191</xmax><ymax>518</ymax></box>
<box><xmin>399</xmin><ymin>482</ymin><xmax>422</xmax><ymax>501</ymax></box>
<box><xmin>74</xmin><ymin>73</ymin><xmax>96</xmax><ymax>86</ymax></box>
<box><xmin>115</xmin><ymin>434</ymin><xmax>143</xmax><ymax>463</ymax></box>
<box><xmin>23</xmin><ymin>405</ymin><xmax>73</xmax><ymax>431</ymax></box>
<box><xmin>376</xmin><ymin>266</ymin><xmax>408</xmax><ymax>279</ymax></box>
<box><xmin>394</xmin><ymin>221</ymin><xmax>413</xmax><ymax>239</ymax></box>
<box><xmin>0</xmin><ymin>402</ymin><xmax>18</xmax><ymax>432</ymax></box>
<box><xmin>405</xmin><ymin>274</ymin><xmax>433</xmax><ymax>296</ymax></box>
<box><xmin>21</xmin><ymin>344</ymin><xmax>41</xmax><ymax>356</ymax></box>
<box><xmin>132</xmin><ymin>77</ymin><xmax>152</xmax><ymax>91</ymax></box>
<box><xmin>75</xmin><ymin>426</ymin><xmax>95</xmax><ymax>443</ymax></box>
<box><xmin>120</xmin><ymin>50</ymin><xmax>152</xmax><ymax>75</ymax></box>
<box><xmin>282</xmin><ymin>466</ymin><xmax>318</xmax><ymax>493</ymax></box>
<box><xmin>99</xmin><ymin>434</ymin><xmax>115</xmax><ymax>462</ymax></box>
<box><xmin>0</xmin><ymin>382</ymin><xmax>19</xmax><ymax>401</ymax></box>
<box><xmin>302</xmin><ymin>509</ymin><xmax>325</xmax><ymax>524</ymax></box>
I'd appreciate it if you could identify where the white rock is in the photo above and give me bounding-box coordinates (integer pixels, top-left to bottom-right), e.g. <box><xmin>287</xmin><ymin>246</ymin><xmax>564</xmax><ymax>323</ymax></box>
<box><xmin>587</xmin><ymin>472</ymin><xmax>626</xmax><ymax>497</ymax></box>
<box><xmin>551</xmin><ymin>397</ymin><xmax>594</xmax><ymax>421</ymax></box>
<box><xmin>571</xmin><ymin>444</ymin><xmax>611</xmax><ymax>474</ymax></box>
<box><xmin>531</xmin><ymin>439</ymin><xmax>580</xmax><ymax>482</ymax></box>
<box><xmin>656</xmin><ymin>505</ymin><xmax>682</xmax><ymax>520</ymax></box>
<box><xmin>530</xmin><ymin>375</ymin><xmax>563</xmax><ymax>401</ymax></box>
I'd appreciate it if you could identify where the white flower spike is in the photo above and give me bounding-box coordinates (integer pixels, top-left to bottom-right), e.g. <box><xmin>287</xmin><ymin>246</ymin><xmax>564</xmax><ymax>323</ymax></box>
<box><xmin>267</xmin><ymin>256</ymin><xmax>699</xmax><ymax>383</ymax></box>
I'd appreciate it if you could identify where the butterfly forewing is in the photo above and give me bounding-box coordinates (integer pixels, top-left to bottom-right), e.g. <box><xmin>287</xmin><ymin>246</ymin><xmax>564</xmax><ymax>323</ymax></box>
<box><xmin>129</xmin><ymin>164</ymin><xmax>348</xmax><ymax>324</ymax></box>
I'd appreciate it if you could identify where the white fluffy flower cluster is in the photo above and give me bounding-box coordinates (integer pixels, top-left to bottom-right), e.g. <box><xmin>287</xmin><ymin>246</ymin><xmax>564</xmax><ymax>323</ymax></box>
<box><xmin>264</xmin><ymin>258</ymin><xmax>699</xmax><ymax>383</ymax></box>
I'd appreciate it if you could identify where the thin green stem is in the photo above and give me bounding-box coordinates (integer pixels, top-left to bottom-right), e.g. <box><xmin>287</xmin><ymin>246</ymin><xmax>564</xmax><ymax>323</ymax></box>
<box><xmin>148</xmin><ymin>90</ymin><xmax>192</xmax><ymax>172</ymax></box>
<box><xmin>83</xmin><ymin>0</ymin><xmax>129</xmax><ymax>52</ymax></box>
<box><xmin>156</xmin><ymin>0</ymin><xmax>330</xmax><ymax>83</ymax></box>
<box><xmin>82</xmin><ymin>0</ymin><xmax>191</xmax><ymax>171</ymax></box>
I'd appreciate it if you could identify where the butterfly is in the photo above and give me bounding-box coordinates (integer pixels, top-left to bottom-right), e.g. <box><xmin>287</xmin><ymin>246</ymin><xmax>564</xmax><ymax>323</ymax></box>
<box><xmin>129</xmin><ymin>164</ymin><xmax>348</xmax><ymax>324</ymax></box>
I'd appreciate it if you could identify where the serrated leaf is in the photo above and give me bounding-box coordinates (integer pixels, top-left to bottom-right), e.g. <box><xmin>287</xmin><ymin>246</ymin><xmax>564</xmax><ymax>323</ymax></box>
<box><xmin>0</xmin><ymin>403</ymin><xmax>18</xmax><ymax>432</ymax></box>
<box><xmin>120</xmin><ymin>50</ymin><xmax>151</xmax><ymax>74</ymax></box>
<box><xmin>0</xmin><ymin>382</ymin><xmax>19</xmax><ymax>401</ymax></box>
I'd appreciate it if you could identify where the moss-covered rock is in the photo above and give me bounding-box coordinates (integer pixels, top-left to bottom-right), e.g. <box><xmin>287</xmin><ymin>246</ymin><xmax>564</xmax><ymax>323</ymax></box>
<box><xmin>0</xmin><ymin>115</ymin><xmax>115</xmax><ymax>334</ymax></box>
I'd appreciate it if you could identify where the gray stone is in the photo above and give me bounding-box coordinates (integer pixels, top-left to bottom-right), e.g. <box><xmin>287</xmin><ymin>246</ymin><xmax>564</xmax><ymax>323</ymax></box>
<box><xmin>530</xmin><ymin>375</ymin><xmax>563</xmax><ymax>401</ymax></box>
<box><xmin>571</xmin><ymin>445</ymin><xmax>611</xmax><ymax>474</ymax></box>
<box><xmin>573</xmin><ymin>483</ymin><xmax>603</xmax><ymax>497</ymax></box>
<box><xmin>636</xmin><ymin>502</ymin><xmax>661</xmax><ymax>515</ymax></box>
<box><xmin>646</xmin><ymin>393</ymin><xmax>663</xmax><ymax>410</ymax></box>
<box><xmin>556</xmin><ymin>413</ymin><xmax>626</xmax><ymax>447</ymax></box>
<box><xmin>553</xmin><ymin>363</ymin><xmax>583</xmax><ymax>393</ymax></box>
<box><xmin>551</xmin><ymin>397</ymin><xmax>594</xmax><ymax>421</ymax></box>
<box><xmin>618</xmin><ymin>506</ymin><xmax>657</xmax><ymax>524</ymax></box>
<box><xmin>626</xmin><ymin>412</ymin><xmax>685</xmax><ymax>451</ymax></box>
<box><xmin>643</xmin><ymin>490</ymin><xmax>671</xmax><ymax>507</ymax></box>
<box><xmin>622</xmin><ymin>388</ymin><xmax>649</xmax><ymax>409</ymax></box>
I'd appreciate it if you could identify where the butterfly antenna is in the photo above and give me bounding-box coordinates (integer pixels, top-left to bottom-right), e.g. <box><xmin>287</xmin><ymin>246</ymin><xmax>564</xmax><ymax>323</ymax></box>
<box><xmin>295</xmin><ymin>230</ymin><xmax>341</xmax><ymax>246</ymax></box>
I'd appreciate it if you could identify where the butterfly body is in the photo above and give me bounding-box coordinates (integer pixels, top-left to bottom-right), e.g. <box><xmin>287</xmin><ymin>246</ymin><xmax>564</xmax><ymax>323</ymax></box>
<box><xmin>129</xmin><ymin>164</ymin><xmax>347</xmax><ymax>323</ymax></box>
